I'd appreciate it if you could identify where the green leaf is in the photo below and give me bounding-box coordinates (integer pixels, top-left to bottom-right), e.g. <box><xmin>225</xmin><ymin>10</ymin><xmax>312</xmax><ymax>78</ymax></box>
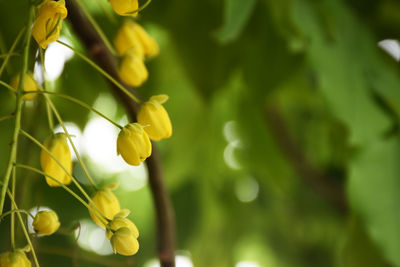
<box><xmin>348</xmin><ymin>137</ymin><xmax>400</xmax><ymax>265</ymax></box>
<box><xmin>216</xmin><ymin>0</ymin><xmax>257</xmax><ymax>44</ymax></box>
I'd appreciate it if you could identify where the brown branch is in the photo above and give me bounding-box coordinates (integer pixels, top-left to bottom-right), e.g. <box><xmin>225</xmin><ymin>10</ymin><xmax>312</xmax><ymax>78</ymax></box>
<box><xmin>65</xmin><ymin>2</ymin><xmax>176</xmax><ymax>266</ymax></box>
<box><xmin>265</xmin><ymin>104</ymin><xmax>348</xmax><ymax>213</ymax></box>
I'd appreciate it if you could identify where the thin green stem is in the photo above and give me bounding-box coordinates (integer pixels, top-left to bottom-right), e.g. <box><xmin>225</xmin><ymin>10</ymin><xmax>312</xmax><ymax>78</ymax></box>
<box><xmin>74</xmin><ymin>0</ymin><xmax>117</xmax><ymax>55</ymax></box>
<box><xmin>10</xmin><ymin>167</ymin><xmax>16</xmax><ymax>249</ymax></box>
<box><xmin>39</xmin><ymin>48</ymin><xmax>54</xmax><ymax>131</ymax></box>
<box><xmin>0</xmin><ymin>52</ymin><xmax>19</xmax><ymax>59</ymax></box>
<box><xmin>0</xmin><ymin>208</ymin><xmax>34</xmax><ymax>221</ymax></box>
<box><xmin>19</xmin><ymin>129</ymin><xmax>108</xmax><ymax>225</ymax></box>
<box><xmin>56</xmin><ymin>40</ymin><xmax>141</xmax><ymax>104</ymax></box>
<box><xmin>32</xmin><ymin>90</ymin><xmax>122</xmax><ymax>129</ymax></box>
<box><xmin>6</xmin><ymin>190</ymin><xmax>40</xmax><ymax>267</ymax></box>
<box><xmin>0</xmin><ymin>27</ymin><xmax>25</xmax><ymax>78</ymax></box>
<box><xmin>0</xmin><ymin>7</ymin><xmax>34</xmax><ymax>216</ymax></box>
<box><xmin>15</xmin><ymin>164</ymin><xmax>108</xmax><ymax>226</ymax></box>
<box><xmin>125</xmin><ymin>0</ymin><xmax>152</xmax><ymax>15</ymax></box>
<box><xmin>44</xmin><ymin>97</ymin><xmax>99</xmax><ymax>189</ymax></box>
<box><xmin>0</xmin><ymin>79</ymin><xmax>17</xmax><ymax>92</ymax></box>
<box><xmin>0</xmin><ymin>113</ymin><xmax>15</xmax><ymax>123</ymax></box>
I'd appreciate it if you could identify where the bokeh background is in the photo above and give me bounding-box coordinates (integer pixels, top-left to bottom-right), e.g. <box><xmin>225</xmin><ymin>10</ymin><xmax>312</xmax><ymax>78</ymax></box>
<box><xmin>1</xmin><ymin>0</ymin><xmax>400</xmax><ymax>266</ymax></box>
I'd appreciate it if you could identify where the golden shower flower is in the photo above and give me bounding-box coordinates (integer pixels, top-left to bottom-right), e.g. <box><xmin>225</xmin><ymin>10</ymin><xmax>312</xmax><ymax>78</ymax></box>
<box><xmin>106</xmin><ymin>209</ymin><xmax>139</xmax><ymax>240</ymax></box>
<box><xmin>117</xmin><ymin>123</ymin><xmax>152</xmax><ymax>166</ymax></box>
<box><xmin>10</xmin><ymin>73</ymin><xmax>39</xmax><ymax>101</ymax></box>
<box><xmin>137</xmin><ymin>94</ymin><xmax>172</xmax><ymax>141</ymax></box>
<box><xmin>0</xmin><ymin>250</ymin><xmax>31</xmax><ymax>267</ymax></box>
<box><xmin>114</xmin><ymin>21</ymin><xmax>159</xmax><ymax>58</ymax></box>
<box><xmin>109</xmin><ymin>0</ymin><xmax>139</xmax><ymax>17</ymax></box>
<box><xmin>118</xmin><ymin>52</ymin><xmax>148</xmax><ymax>87</ymax></box>
<box><xmin>110</xmin><ymin>227</ymin><xmax>139</xmax><ymax>256</ymax></box>
<box><xmin>40</xmin><ymin>133</ymin><xmax>72</xmax><ymax>187</ymax></box>
<box><xmin>32</xmin><ymin>210</ymin><xmax>60</xmax><ymax>235</ymax></box>
<box><xmin>89</xmin><ymin>184</ymin><xmax>121</xmax><ymax>228</ymax></box>
<box><xmin>32</xmin><ymin>0</ymin><xmax>68</xmax><ymax>49</ymax></box>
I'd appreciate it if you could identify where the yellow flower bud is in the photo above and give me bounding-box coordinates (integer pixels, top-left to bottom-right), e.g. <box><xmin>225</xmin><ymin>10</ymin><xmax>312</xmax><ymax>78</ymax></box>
<box><xmin>105</xmin><ymin>210</ymin><xmax>139</xmax><ymax>240</ymax></box>
<box><xmin>137</xmin><ymin>95</ymin><xmax>172</xmax><ymax>141</ymax></box>
<box><xmin>110</xmin><ymin>227</ymin><xmax>139</xmax><ymax>256</ymax></box>
<box><xmin>32</xmin><ymin>210</ymin><xmax>60</xmax><ymax>235</ymax></box>
<box><xmin>118</xmin><ymin>52</ymin><xmax>148</xmax><ymax>87</ymax></box>
<box><xmin>40</xmin><ymin>133</ymin><xmax>72</xmax><ymax>187</ymax></box>
<box><xmin>114</xmin><ymin>21</ymin><xmax>159</xmax><ymax>58</ymax></box>
<box><xmin>89</xmin><ymin>187</ymin><xmax>121</xmax><ymax>228</ymax></box>
<box><xmin>32</xmin><ymin>0</ymin><xmax>68</xmax><ymax>49</ymax></box>
<box><xmin>108</xmin><ymin>0</ymin><xmax>139</xmax><ymax>17</ymax></box>
<box><xmin>117</xmin><ymin>123</ymin><xmax>152</xmax><ymax>166</ymax></box>
<box><xmin>0</xmin><ymin>250</ymin><xmax>31</xmax><ymax>267</ymax></box>
<box><xmin>10</xmin><ymin>74</ymin><xmax>39</xmax><ymax>101</ymax></box>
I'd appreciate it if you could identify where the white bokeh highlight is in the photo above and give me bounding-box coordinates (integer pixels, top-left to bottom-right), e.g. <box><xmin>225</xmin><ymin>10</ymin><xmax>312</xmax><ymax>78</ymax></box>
<box><xmin>378</xmin><ymin>39</ymin><xmax>400</xmax><ymax>61</ymax></box>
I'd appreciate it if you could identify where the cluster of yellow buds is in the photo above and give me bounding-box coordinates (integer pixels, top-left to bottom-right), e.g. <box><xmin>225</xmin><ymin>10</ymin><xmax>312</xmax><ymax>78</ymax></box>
<box><xmin>0</xmin><ymin>249</ymin><xmax>31</xmax><ymax>267</ymax></box>
<box><xmin>116</xmin><ymin>94</ymin><xmax>172</xmax><ymax>166</ymax></box>
<box><xmin>32</xmin><ymin>0</ymin><xmax>68</xmax><ymax>49</ymax></box>
<box><xmin>10</xmin><ymin>73</ymin><xmax>39</xmax><ymax>101</ymax></box>
<box><xmin>88</xmin><ymin>184</ymin><xmax>139</xmax><ymax>256</ymax></box>
<box><xmin>115</xmin><ymin>21</ymin><xmax>159</xmax><ymax>87</ymax></box>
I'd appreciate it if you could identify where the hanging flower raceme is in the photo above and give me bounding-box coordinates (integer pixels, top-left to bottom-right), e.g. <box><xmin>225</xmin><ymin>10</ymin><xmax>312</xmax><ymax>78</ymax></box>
<box><xmin>114</xmin><ymin>21</ymin><xmax>159</xmax><ymax>58</ymax></box>
<box><xmin>32</xmin><ymin>0</ymin><xmax>68</xmax><ymax>49</ymax></box>
<box><xmin>110</xmin><ymin>227</ymin><xmax>140</xmax><ymax>256</ymax></box>
<box><xmin>105</xmin><ymin>209</ymin><xmax>139</xmax><ymax>240</ymax></box>
<box><xmin>137</xmin><ymin>94</ymin><xmax>172</xmax><ymax>141</ymax></box>
<box><xmin>10</xmin><ymin>73</ymin><xmax>39</xmax><ymax>101</ymax></box>
<box><xmin>89</xmin><ymin>183</ymin><xmax>121</xmax><ymax>228</ymax></box>
<box><xmin>0</xmin><ymin>250</ymin><xmax>31</xmax><ymax>267</ymax></box>
<box><xmin>118</xmin><ymin>51</ymin><xmax>148</xmax><ymax>87</ymax></box>
<box><xmin>40</xmin><ymin>133</ymin><xmax>72</xmax><ymax>187</ymax></box>
<box><xmin>117</xmin><ymin>123</ymin><xmax>152</xmax><ymax>166</ymax></box>
<box><xmin>108</xmin><ymin>0</ymin><xmax>139</xmax><ymax>17</ymax></box>
<box><xmin>32</xmin><ymin>210</ymin><xmax>60</xmax><ymax>235</ymax></box>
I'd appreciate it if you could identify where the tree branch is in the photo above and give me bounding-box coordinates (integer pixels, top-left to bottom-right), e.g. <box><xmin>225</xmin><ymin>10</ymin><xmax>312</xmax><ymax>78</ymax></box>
<box><xmin>264</xmin><ymin>104</ymin><xmax>348</xmax><ymax>213</ymax></box>
<box><xmin>66</xmin><ymin>2</ymin><xmax>176</xmax><ymax>266</ymax></box>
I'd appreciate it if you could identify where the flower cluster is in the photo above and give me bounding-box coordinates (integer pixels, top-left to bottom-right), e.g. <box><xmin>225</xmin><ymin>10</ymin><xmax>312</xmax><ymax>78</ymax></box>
<box><xmin>115</xmin><ymin>21</ymin><xmax>159</xmax><ymax>87</ymax></box>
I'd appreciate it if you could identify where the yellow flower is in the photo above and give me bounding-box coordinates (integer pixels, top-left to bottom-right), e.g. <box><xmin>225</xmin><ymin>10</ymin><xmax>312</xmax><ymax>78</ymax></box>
<box><xmin>110</xmin><ymin>227</ymin><xmax>139</xmax><ymax>256</ymax></box>
<box><xmin>40</xmin><ymin>133</ymin><xmax>72</xmax><ymax>187</ymax></box>
<box><xmin>105</xmin><ymin>209</ymin><xmax>139</xmax><ymax>240</ymax></box>
<box><xmin>32</xmin><ymin>0</ymin><xmax>68</xmax><ymax>49</ymax></box>
<box><xmin>32</xmin><ymin>210</ymin><xmax>60</xmax><ymax>235</ymax></box>
<box><xmin>114</xmin><ymin>21</ymin><xmax>159</xmax><ymax>58</ymax></box>
<box><xmin>118</xmin><ymin>52</ymin><xmax>148</xmax><ymax>87</ymax></box>
<box><xmin>89</xmin><ymin>184</ymin><xmax>121</xmax><ymax>228</ymax></box>
<box><xmin>0</xmin><ymin>250</ymin><xmax>31</xmax><ymax>267</ymax></box>
<box><xmin>137</xmin><ymin>94</ymin><xmax>172</xmax><ymax>141</ymax></box>
<box><xmin>108</xmin><ymin>0</ymin><xmax>139</xmax><ymax>17</ymax></box>
<box><xmin>10</xmin><ymin>73</ymin><xmax>39</xmax><ymax>101</ymax></box>
<box><xmin>117</xmin><ymin>123</ymin><xmax>152</xmax><ymax>166</ymax></box>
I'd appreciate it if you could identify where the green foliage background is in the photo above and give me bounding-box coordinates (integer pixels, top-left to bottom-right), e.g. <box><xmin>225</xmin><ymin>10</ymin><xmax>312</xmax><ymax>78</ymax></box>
<box><xmin>1</xmin><ymin>0</ymin><xmax>400</xmax><ymax>266</ymax></box>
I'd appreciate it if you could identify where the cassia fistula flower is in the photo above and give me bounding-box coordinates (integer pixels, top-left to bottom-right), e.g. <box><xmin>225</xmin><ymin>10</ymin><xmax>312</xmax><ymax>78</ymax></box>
<box><xmin>32</xmin><ymin>210</ymin><xmax>60</xmax><ymax>235</ymax></box>
<box><xmin>117</xmin><ymin>123</ymin><xmax>152</xmax><ymax>166</ymax></box>
<box><xmin>118</xmin><ymin>51</ymin><xmax>148</xmax><ymax>87</ymax></box>
<box><xmin>114</xmin><ymin>21</ymin><xmax>159</xmax><ymax>58</ymax></box>
<box><xmin>110</xmin><ymin>227</ymin><xmax>139</xmax><ymax>256</ymax></box>
<box><xmin>106</xmin><ymin>209</ymin><xmax>139</xmax><ymax>240</ymax></box>
<box><xmin>0</xmin><ymin>250</ymin><xmax>31</xmax><ymax>267</ymax></box>
<box><xmin>137</xmin><ymin>94</ymin><xmax>172</xmax><ymax>141</ymax></box>
<box><xmin>89</xmin><ymin>183</ymin><xmax>121</xmax><ymax>228</ymax></box>
<box><xmin>10</xmin><ymin>73</ymin><xmax>39</xmax><ymax>101</ymax></box>
<box><xmin>108</xmin><ymin>0</ymin><xmax>139</xmax><ymax>17</ymax></box>
<box><xmin>40</xmin><ymin>133</ymin><xmax>72</xmax><ymax>187</ymax></box>
<box><xmin>32</xmin><ymin>0</ymin><xmax>68</xmax><ymax>49</ymax></box>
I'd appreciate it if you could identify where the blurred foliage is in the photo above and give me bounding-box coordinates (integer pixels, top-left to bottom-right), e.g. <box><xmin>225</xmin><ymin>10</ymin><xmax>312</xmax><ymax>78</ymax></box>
<box><xmin>1</xmin><ymin>0</ymin><xmax>400</xmax><ymax>266</ymax></box>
